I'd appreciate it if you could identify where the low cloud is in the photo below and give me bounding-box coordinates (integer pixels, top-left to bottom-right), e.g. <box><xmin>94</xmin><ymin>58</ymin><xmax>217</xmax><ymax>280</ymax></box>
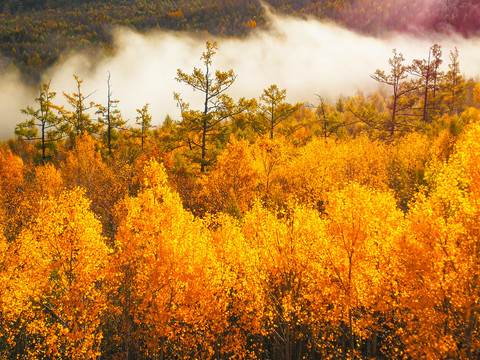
<box><xmin>2</xmin><ymin>12</ymin><xmax>480</xmax><ymax>139</ymax></box>
<box><xmin>0</xmin><ymin>66</ymin><xmax>36</xmax><ymax>139</ymax></box>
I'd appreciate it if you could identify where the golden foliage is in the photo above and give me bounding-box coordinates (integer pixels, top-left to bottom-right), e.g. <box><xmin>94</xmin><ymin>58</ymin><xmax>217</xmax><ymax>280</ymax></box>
<box><xmin>200</xmin><ymin>139</ymin><xmax>258</xmax><ymax>216</ymax></box>
<box><xmin>11</xmin><ymin>188</ymin><xmax>108</xmax><ymax>359</ymax></box>
<box><xmin>3</xmin><ymin>91</ymin><xmax>480</xmax><ymax>359</ymax></box>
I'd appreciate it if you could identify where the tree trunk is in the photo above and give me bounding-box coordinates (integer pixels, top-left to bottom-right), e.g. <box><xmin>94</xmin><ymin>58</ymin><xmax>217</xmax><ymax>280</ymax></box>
<box><xmin>41</xmin><ymin>120</ymin><xmax>46</xmax><ymax>162</ymax></box>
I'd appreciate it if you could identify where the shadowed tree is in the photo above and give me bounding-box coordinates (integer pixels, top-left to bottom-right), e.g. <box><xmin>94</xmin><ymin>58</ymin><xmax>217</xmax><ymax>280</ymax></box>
<box><xmin>315</xmin><ymin>94</ymin><xmax>346</xmax><ymax>140</ymax></box>
<box><xmin>443</xmin><ymin>47</ymin><xmax>469</xmax><ymax>115</ymax></box>
<box><xmin>408</xmin><ymin>44</ymin><xmax>443</xmax><ymax>123</ymax></box>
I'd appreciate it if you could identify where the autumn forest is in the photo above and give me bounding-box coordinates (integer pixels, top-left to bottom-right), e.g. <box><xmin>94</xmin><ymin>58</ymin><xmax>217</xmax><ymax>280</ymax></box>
<box><xmin>2</xmin><ymin>0</ymin><xmax>480</xmax><ymax>360</ymax></box>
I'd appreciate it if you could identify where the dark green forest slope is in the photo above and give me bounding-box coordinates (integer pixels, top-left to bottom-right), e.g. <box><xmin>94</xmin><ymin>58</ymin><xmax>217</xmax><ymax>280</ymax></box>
<box><xmin>1</xmin><ymin>0</ymin><xmax>479</xmax><ymax>80</ymax></box>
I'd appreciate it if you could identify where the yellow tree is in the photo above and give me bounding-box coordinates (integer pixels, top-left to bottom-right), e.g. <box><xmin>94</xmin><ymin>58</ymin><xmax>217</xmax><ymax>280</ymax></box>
<box><xmin>21</xmin><ymin>163</ymin><xmax>64</xmax><ymax>224</ymax></box>
<box><xmin>399</xmin><ymin>120</ymin><xmax>480</xmax><ymax>359</ymax></box>
<box><xmin>111</xmin><ymin>159</ymin><xmax>225</xmax><ymax>359</ymax></box>
<box><xmin>241</xmin><ymin>201</ymin><xmax>316</xmax><ymax>360</ymax></box>
<box><xmin>203</xmin><ymin>212</ymin><xmax>265</xmax><ymax>358</ymax></box>
<box><xmin>276</xmin><ymin>136</ymin><xmax>389</xmax><ymax>210</ymax></box>
<box><xmin>239</xmin><ymin>198</ymin><xmax>387</xmax><ymax>359</ymax></box>
<box><xmin>60</xmin><ymin>134</ymin><xmax>128</xmax><ymax>237</ymax></box>
<box><xmin>15</xmin><ymin>188</ymin><xmax>109</xmax><ymax>359</ymax></box>
<box><xmin>387</xmin><ymin>132</ymin><xmax>434</xmax><ymax>211</ymax></box>
<box><xmin>0</xmin><ymin>146</ymin><xmax>25</xmax><ymax>241</ymax></box>
<box><xmin>0</xmin><ymin>220</ymin><xmax>10</xmax><ymax>352</ymax></box>
<box><xmin>0</xmin><ymin>207</ymin><xmax>34</xmax><ymax>358</ymax></box>
<box><xmin>317</xmin><ymin>184</ymin><xmax>405</xmax><ymax>358</ymax></box>
<box><xmin>200</xmin><ymin>138</ymin><xmax>258</xmax><ymax>217</ymax></box>
<box><xmin>251</xmin><ymin>137</ymin><xmax>293</xmax><ymax>207</ymax></box>
<box><xmin>239</xmin><ymin>191</ymin><xmax>404</xmax><ymax>359</ymax></box>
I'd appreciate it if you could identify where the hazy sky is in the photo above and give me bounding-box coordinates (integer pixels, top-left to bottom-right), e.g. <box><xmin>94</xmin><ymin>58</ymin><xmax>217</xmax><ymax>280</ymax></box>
<box><xmin>1</xmin><ymin>11</ymin><xmax>480</xmax><ymax>139</ymax></box>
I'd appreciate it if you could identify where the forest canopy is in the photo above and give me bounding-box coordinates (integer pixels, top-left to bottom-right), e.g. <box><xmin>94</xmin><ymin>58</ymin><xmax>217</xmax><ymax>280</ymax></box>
<box><xmin>1</xmin><ymin>37</ymin><xmax>480</xmax><ymax>358</ymax></box>
<box><xmin>3</xmin><ymin>1</ymin><xmax>480</xmax><ymax>359</ymax></box>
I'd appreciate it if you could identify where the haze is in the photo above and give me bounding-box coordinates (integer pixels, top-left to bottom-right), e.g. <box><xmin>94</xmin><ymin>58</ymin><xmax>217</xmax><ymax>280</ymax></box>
<box><xmin>1</xmin><ymin>11</ymin><xmax>480</xmax><ymax>139</ymax></box>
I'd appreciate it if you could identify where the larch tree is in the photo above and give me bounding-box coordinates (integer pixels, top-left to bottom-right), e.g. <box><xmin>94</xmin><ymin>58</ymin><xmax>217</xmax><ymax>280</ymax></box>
<box><xmin>346</xmin><ymin>92</ymin><xmax>390</xmax><ymax>137</ymax></box>
<box><xmin>443</xmin><ymin>47</ymin><xmax>469</xmax><ymax>115</ymax></box>
<box><xmin>371</xmin><ymin>49</ymin><xmax>416</xmax><ymax>136</ymax></box>
<box><xmin>428</xmin><ymin>44</ymin><xmax>444</xmax><ymax>116</ymax></box>
<box><xmin>133</xmin><ymin>103</ymin><xmax>153</xmax><ymax>151</ymax></box>
<box><xmin>15</xmin><ymin>81</ymin><xmax>65</xmax><ymax>162</ymax></box>
<box><xmin>258</xmin><ymin>84</ymin><xmax>302</xmax><ymax>139</ymax></box>
<box><xmin>315</xmin><ymin>94</ymin><xmax>345</xmax><ymax>140</ymax></box>
<box><xmin>408</xmin><ymin>44</ymin><xmax>443</xmax><ymax>123</ymax></box>
<box><xmin>175</xmin><ymin>40</ymin><xmax>251</xmax><ymax>172</ymax></box>
<box><xmin>60</xmin><ymin>75</ymin><xmax>101</xmax><ymax>140</ymax></box>
<box><xmin>95</xmin><ymin>72</ymin><xmax>125</xmax><ymax>155</ymax></box>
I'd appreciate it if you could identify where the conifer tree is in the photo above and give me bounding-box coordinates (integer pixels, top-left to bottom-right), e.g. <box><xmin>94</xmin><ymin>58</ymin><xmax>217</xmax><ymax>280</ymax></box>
<box><xmin>95</xmin><ymin>72</ymin><xmax>125</xmax><ymax>155</ymax></box>
<box><xmin>175</xmin><ymin>41</ymin><xmax>251</xmax><ymax>172</ymax></box>
<box><xmin>15</xmin><ymin>81</ymin><xmax>65</xmax><ymax>162</ymax></box>
<box><xmin>60</xmin><ymin>75</ymin><xmax>101</xmax><ymax>140</ymax></box>
<box><xmin>371</xmin><ymin>49</ymin><xmax>416</xmax><ymax>136</ymax></box>
<box><xmin>133</xmin><ymin>103</ymin><xmax>153</xmax><ymax>151</ymax></box>
<box><xmin>258</xmin><ymin>84</ymin><xmax>302</xmax><ymax>139</ymax></box>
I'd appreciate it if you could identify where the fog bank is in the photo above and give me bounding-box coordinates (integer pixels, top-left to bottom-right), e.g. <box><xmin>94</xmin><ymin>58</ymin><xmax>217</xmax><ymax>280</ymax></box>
<box><xmin>1</xmin><ymin>12</ymin><xmax>480</xmax><ymax>139</ymax></box>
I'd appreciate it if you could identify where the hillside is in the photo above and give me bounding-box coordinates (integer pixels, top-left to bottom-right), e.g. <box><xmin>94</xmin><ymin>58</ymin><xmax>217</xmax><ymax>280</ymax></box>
<box><xmin>1</xmin><ymin>0</ymin><xmax>479</xmax><ymax>80</ymax></box>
